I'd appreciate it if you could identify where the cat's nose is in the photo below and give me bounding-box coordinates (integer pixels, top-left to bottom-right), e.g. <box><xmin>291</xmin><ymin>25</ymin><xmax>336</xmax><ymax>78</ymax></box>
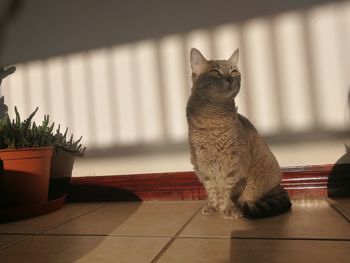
<box><xmin>225</xmin><ymin>76</ymin><xmax>233</xmax><ymax>83</ymax></box>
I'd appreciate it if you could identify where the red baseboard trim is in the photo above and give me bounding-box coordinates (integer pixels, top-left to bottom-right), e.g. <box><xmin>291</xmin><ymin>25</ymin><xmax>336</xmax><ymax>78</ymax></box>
<box><xmin>66</xmin><ymin>164</ymin><xmax>342</xmax><ymax>202</ymax></box>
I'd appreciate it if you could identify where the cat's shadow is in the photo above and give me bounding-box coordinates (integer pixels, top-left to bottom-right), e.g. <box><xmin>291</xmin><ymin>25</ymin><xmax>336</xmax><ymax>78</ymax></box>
<box><xmin>228</xmin><ymin>211</ymin><xmax>291</xmax><ymax>263</ymax></box>
<box><xmin>229</xmin><ymin>210</ymin><xmax>292</xmax><ymax>263</ymax></box>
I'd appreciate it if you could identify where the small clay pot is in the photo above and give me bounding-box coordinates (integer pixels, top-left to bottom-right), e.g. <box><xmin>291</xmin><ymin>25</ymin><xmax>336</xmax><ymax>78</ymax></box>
<box><xmin>0</xmin><ymin>147</ymin><xmax>54</xmax><ymax>208</ymax></box>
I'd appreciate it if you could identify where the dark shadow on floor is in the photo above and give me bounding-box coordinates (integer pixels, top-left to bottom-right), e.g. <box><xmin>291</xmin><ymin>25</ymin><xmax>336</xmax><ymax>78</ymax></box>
<box><xmin>0</xmin><ymin>188</ymin><xmax>142</xmax><ymax>263</ymax></box>
<box><xmin>65</xmin><ymin>184</ymin><xmax>141</xmax><ymax>202</ymax></box>
<box><xmin>328</xmin><ymin>150</ymin><xmax>350</xmax><ymax>198</ymax></box>
<box><xmin>49</xmin><ymin>176</ymin><xmax>142</xmax><ymax>202</ymax></box>
<box><xmin>229</xmin><ymin>211</ymin><xmax>291</xmax><ymax>263</ymax></box>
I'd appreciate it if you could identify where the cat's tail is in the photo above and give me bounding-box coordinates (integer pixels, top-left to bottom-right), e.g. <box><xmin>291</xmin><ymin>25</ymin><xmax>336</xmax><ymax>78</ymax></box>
<box><xmin>241</xmin><ymin>185</ymin><xmax>292</xmax><ymax>219</ymax></box>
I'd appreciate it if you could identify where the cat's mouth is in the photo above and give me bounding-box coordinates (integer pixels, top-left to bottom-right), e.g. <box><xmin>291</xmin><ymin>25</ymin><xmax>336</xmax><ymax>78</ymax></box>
<box><xmin>220</xmin><ymin>81</ymin><xmax>240</xmax><ymax>98</ymax></box>
<box><xmin>211</xmin><ymin>85</ymin><xmax>239</xmax><ymax>100</ymax></box>
<box><xmin>223</xmin><ymin>88</ymin><xmax>239</xmax><ymax>99</ymax></box>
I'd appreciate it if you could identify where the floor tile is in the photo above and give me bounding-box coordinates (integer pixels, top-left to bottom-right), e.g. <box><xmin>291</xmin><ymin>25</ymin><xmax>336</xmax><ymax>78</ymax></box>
<box><xmin>0</xmin><ymin>235</ymin><xmax>30</xmax><ymax>249</ymax></box>
<box><xmin>0</xmin><ymin>203</ymin><xmax>106</xmax><ymax>234</ymax></box>
<box><xmin>332</xmin><ymin>198</ymin><xmax>350</xmax><ymax>221</ymax></box>
<box><xmin>46</xmin><ymin>201</ymin><xmax>203</xmax><ymax>236</ymax></box>
<box><xmin>0</xmin><ymin>235</ymin><xmax>170</xmax><ymax>263</ymax></box>
<box><xmin>180</xmin><ymin>199</ymin><xmax>350</xmax><ymax>239</ymax></box>
<box><xmin>158</xmin><ymin>238</ymin><xmax>350</xmax><ymax>263</ymax></box>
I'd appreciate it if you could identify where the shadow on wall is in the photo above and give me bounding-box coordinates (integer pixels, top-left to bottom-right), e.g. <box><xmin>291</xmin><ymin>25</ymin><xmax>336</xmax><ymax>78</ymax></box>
<box><xmin>0</xmin><ymin>0</ymin><xmax>22</xmax><ymax>63</ymax></box>
<box><xmin>2</xmin><ymin>0</ymin><xmax>350</xmax><ymax>157</ymax></box>
<box><xmin>2</xmin><ymin>0</ymin><xmax>343</xmax><ymax>64</ymax></box>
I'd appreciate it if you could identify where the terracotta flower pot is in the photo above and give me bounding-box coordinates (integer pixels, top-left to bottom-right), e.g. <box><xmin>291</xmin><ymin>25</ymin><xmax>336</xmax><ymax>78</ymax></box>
<box><xmin>49</xmin><ymin>149</ymin><xmax>80</xmax><ymax>194</ymax></box>
<box><xmin>0</xmin><ymin>147</ymin><xmax>54</xmax><ymax>208</ymax></box>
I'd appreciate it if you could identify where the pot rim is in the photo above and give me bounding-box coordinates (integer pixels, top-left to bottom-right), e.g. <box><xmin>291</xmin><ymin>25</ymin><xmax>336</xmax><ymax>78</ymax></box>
<box><xmin>0</xmin><ymin>146</ymin><xmax>54</xmax><ymax>160</ymax></box>
<box><xmin>0</xmin><ymin>146</ymin><xmax>54</xmax><ymax>153</ymax></box>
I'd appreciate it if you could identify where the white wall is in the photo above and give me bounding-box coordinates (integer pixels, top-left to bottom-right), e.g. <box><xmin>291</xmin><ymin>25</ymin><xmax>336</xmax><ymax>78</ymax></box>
<box><xmin>1</xmin><ymin>1</ymin><xmax>349</xmax><ymax>175</ymax></box>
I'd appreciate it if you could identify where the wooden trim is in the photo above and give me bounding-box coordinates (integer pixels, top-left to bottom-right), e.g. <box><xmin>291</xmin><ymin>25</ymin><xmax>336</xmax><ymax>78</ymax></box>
<box><xmin>64</xmin><ymin>164</ymin><xmax>346</xmax><ymax>202</ymax></box>
<box><xmin>281</xmin><ymin>164</ymin><xmax>331</xmax><ymax>198</ymax></box>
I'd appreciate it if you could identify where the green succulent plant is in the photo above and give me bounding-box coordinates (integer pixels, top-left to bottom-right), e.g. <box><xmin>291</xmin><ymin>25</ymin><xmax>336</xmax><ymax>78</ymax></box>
<box><xmin>0</xmin><ymin>106</ymin><xmax>86</xmax><ymax>154</ymax></box>
<box><xmin>54</xmin><ymin>124</ymin><xmax>86</xmax><ymax>155</ymax></box>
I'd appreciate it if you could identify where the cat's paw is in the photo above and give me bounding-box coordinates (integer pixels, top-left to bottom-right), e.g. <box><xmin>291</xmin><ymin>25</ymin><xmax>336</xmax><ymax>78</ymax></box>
<box><xmin>201</xmin><ymin>204</ymin><xmax>219</xmax><ymax>215</ymax></box>
<box><xmin>222</xmin><ymin>208</ymin><xmax>243</xmax><ymax>220</ymax></box>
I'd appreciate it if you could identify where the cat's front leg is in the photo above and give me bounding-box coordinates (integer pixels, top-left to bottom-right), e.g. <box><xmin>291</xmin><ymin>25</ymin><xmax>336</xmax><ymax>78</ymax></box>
<box><xmin>220</xmin><ymin>175</ymin><xmax>245</xmax><ymax>220</ymax></box>
<box><xmin>220</xmin><ymin>190</ymin><xmax>243</xmax><ymax>220</ymax></box>
<box><xmin>202</xmin><ymin>180</ymin><xmax>219</xmax><ymax>215</ymax></box>
<box><xmin>221</xmin><ymin>202</ymin><xmax>243</xmax><ymax>220</ymax></box>
<box><xmin>202</xmin><ymin>203</ymin><xmax>219</xmax><ymax>215</ymax></box>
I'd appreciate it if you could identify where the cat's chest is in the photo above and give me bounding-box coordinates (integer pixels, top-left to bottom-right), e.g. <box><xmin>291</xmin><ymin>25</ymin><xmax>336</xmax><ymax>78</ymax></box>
<box><xmin>190</xmin><ymin>126</ymin><xmax>241</xmax><ymax>175</ymax></box>
<box><xmin>189</xmin><ymin>114</ymin><xmax>242</xmax><ymax>157</ymax></box>
<box><xmin>188</xmin><ymin>113</ymin><xmax>244</xmax><ymax>175</ymax></box>
<box><xmin>191</xmin><ymin>127</ymin><xmax>238</xmax><ymax>155</ymax></box>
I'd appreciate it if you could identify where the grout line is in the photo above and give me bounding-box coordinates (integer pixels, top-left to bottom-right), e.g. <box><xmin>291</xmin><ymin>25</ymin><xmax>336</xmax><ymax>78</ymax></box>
<box><xmin>141</xmin><ymin>200</ymin><xmax>205</xmax><ymax>204</ymax></box>
<box><xmin>118</xmin><ymin>235</ymin><xmax>174</xmax><ymax>239</ymax></box>
<box><xmin>0</xmin><ymin>203</ymin><xmax>111</xmax><ymax>251</ymax></box>
<box><xmin>231</xmin><ymin>237</ymin><xmax>350</xmax><ymax>242</ymax></box>
<box><xmin>177</xmin><ymin>236</ymin><xmax>350</xmax><ymax>242</ymax></box>
<box><xmin>0</xmin><ymin>235</ymin><xmax>34</xmax><ymax>251</ymax></box>
<box><xmin>150</xmin><ymin>203</ymin><xmax>204</xmax><ymax>263</ymax></box>
<box><xmin>35</xmin><ymin>202</ymin><xmax>110</xmax><ymax>235</ymax></box>
<box><xmin>31</xmin><ymin>233</ymin><xmax>172</xmax><ymax>238</ymax></box>
<box><xmin>3</xmin><ymin>231</ymin><xmax>350</xmax><ymax>243</ymax></box>
<box><xmin>327</xmin><ymin>199</ymin><xmax>350</xmax><ymax>223</ymax></box>
<box><xmin>0</xmin><ymin>233</ymin><xmax>32</xmax><ymax>236</ymax></box>
<box><xmin>330</xmin><ymin>205</ymin><xmax>350</xmax><ymax>223</ymax></box>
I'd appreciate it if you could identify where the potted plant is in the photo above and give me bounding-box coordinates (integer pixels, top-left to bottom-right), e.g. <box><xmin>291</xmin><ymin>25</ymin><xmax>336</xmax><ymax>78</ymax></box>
<box><xmin>50</xmin><ymin>124</ymin><xmax>86</xmax><ymax>195</ymax></box>
<box><xmin>0</xmin><ymin>106</ymin><xmax>55</xmax><ymax>207</ymax></box>
<box><xmin>0</xmin><ymin>66</ymin><xmax>86</xmax><ymax>209</ymax></box>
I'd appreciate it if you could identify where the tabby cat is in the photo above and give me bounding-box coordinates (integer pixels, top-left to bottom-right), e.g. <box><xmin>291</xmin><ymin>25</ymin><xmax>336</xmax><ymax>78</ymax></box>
<box><xmin>186</xmin><ymin>48</ymin><xmax>291</xmax><ymax>219</ymax></box>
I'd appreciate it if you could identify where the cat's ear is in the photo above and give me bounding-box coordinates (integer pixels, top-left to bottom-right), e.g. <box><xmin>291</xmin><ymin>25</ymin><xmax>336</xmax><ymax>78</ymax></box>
<box><xmin>228</xmin><ymin>48</ymin><xmax>239</xmax><ymax>67</ymax></box>
<box><xmin>190</xmin><ymin>48</ymin><xmax>208</xmax><ymax>76</ymax></box>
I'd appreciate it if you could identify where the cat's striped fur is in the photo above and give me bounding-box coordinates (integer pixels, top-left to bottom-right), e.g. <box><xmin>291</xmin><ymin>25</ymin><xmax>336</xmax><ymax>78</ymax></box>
<box><xmin>187</xmin><ymin>48</ymin><xmax>291</xmax><ymax>219</ymax></box>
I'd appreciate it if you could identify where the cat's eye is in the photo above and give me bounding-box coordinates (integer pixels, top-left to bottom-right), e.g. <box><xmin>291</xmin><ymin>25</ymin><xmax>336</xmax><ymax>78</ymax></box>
<box><xmin>231</xmin><ymin>69</ymin><xmax>240</xmax><ymax>77</ymax></box>
<box><xmin>209</xmin><ymin>69</ymin><xmax>222</xmax><ymax>76</ymax></box>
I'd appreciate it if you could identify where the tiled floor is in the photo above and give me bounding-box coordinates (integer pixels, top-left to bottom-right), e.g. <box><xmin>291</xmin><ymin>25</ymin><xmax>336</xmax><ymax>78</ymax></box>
<box><xmin>0</xmin><ymin>198</ymin><xmax>349</xmax><ymax>263</ymax></box>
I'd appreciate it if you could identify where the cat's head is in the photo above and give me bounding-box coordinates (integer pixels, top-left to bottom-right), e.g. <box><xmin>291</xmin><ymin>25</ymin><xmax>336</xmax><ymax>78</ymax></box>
<box><xmin>190</xmin><ymin>48</ymin><xmax>241</xmax><ymax>101</ymax></box>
